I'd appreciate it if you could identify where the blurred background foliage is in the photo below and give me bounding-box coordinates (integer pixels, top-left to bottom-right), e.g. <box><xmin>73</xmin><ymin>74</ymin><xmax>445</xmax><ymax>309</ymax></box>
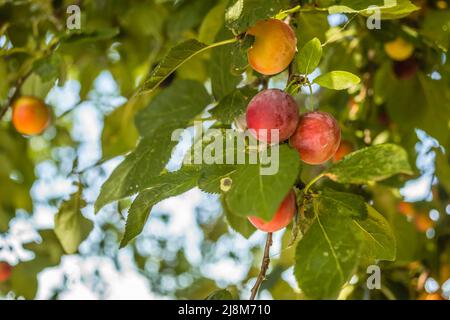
<box><xmin>0</xmin><ymin>0</ymin><xmax>449</xmax><ymax>300</ymax></box>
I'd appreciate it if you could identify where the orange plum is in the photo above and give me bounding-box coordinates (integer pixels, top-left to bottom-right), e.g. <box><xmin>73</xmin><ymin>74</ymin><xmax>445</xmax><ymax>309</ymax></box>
<box><xmin>332</xmin><ymin>140</ymin><xmax>353</xmax><ymax>163</ymax></box>
<box><xmin>247</xmin><ymin>19</ymin><xmax>297</xmax><ymax>75</ymax></box>
<box><xmin>12</xmin><ymin>96</ymin><xmax>51</xmax><ymax>135</ymax></box>
<box><xmin>384</xmin><ymin>37</ymin><xmax>414</xmax><ymax>61</ymax></box>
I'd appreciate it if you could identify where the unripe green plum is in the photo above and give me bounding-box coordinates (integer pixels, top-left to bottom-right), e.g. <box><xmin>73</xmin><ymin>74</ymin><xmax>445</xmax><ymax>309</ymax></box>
<box><xmin>248</xmin><ymin>190</ymin><xmax>296</xmax><ymax>233</ymax></box>
<box><xmin>246</xmin><ymin>89</ymin><xmax>299</xmax><ymax>144</ymax></box>
<box><xmin>290</xmin><ymin>111</ymin><xmax>341</xmax><ymax>165</ymax></box>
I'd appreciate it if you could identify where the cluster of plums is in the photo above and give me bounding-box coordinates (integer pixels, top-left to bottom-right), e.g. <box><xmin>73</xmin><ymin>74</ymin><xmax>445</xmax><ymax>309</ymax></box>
<box><xmin>244</xmin><ymin>21</ymin><xmax>417</xmax><ymax>233</ymax></box>
<box><xmin>242</xmin><ymin>19</ymin><xmax>347</xmax><ymax>233</ymax></box>
<box><xmin>245</xmin><ymin>89</ymin><xmax>342</xmax><ymax>233</ymax></box>
<box><xmin>246</xmin><ymin>89</ymin><xmax>341</xmax><ymax>164</ymax></box>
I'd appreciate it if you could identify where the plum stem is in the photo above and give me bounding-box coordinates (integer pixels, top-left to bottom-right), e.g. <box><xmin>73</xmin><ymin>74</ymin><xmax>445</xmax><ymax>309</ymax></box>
<box><xmin>289</xmin><ymin>194</ymin><xmax>306</xmax><ymax>247</ymax></box>
<box><xmin>209</xmin><ymin>37</ymin><xmax>239</xmax><ymax>48</ymax></box>
<box><xmin>304</xmin><ymin>173</ymin><xmax>325</xmax><ymax>194</ymax></box>
<box><xmin>307</xmin><ymin>81</ymin><xmax>315</xmax><ymax>111</ymax></box>
<box><xmin>249</xmin><ymin>232</ymin><xmax>273</xmax><ymax>300</ymax></box>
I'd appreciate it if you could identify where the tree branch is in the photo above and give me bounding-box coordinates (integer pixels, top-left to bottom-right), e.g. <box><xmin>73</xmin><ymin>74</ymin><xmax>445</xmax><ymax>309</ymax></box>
<box><xmin>0</xmin><ymin>69</ymin><xmax>32</xmax><ymax>120</ymax></box>
<box><xmin>249</xmin><ymin>232</ymin><xmax>273</xmax><ymax>300</ymax></box>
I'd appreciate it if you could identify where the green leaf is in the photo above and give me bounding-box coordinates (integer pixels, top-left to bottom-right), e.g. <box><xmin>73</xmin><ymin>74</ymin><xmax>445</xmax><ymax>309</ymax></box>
<box><xmin>296</xmin><ymin>12</ymin><xmax>329</xmax><ymax>46</ymax></box>
<box><xmin>378</xmin><ymin>0</ymin><xmax>420</xmax><ymax>20</ymax></box>
<box><xmin>225</xmin><ymin>0</ymin><xmax>290</xmax><ymax>34</ymax></box>
<box><xmin>95</xmin><ymin>80</ymin><xmax>211</xmax><ymax>212</ymax></box>
<box><xmin>230</xmin><ymin>36</ymin><xmax>253</xmax><ymax>71</ymax></box>
<box><xmin>10</xmin><ymin>230</ymin><xmax>65</xmax><ymax>299</ymax></box>
<box><xmin>313</xmin><ymin>71</ymin><xmax>361</xmax><ymax>90</ymax></box>
<box><xmin>139</xmin><ymin>39</ymin><xmax>236</xmax><ymax>95</ymax></box>
<box><xmin>183</xmin><ymin>128</ymin><xmax>243</xmax><ymax>171</ymax></box>
<box><xmin>0</xmin><ymin>130</ymin><xmax>34</xmax><ymax>232</ymax></box>
<box><xmin>23</xmin><ymin>230</ymin><xmax>65</xmax><ymax>267</ymax></box>
<box><xmin>206</xmin><ymin>289</ymin><xmax>233</xmax><ymax>300</ymax></box>
<box><xmin>380</xmin><ymin>69</ymin><xmax>450</xmax><ymax>150</ymax></box>
<box><xmin>0</xmin><ymin>59</ymin><xmax>9</xmax><ymax>102</ymax></box>
<box><xmin>295</xmin><ymin>210</ymin><xmax>361</xmax><ymax>299</ymax></box>
<box><xmin>135</xmin><ymin>80</ymin><xmax>211</xmax><ymax>137</ymax></box>
<box><xmin>328</xmin><ymin>0</ymin><xmax>386</xmax><ymax>13</ymax></box>
<box><xmin>210</xmin><ymin>28</ymin><xmax>243</xmax><ymax>100</ymax></box>
<box><xmin>54</xmin><ymin>187</ymin><xmax>93</xmax><ymax>254</ymax></box>
<box><xmin>209</xmin><ymin>87</ymin><xmax>257</xmax><ymax>124</ymax></box>
<box><xmin>166</xmin><ymin>0</ymin><xmax>215</xmax><ymax>40</ymax></box>
<box><xmin>118</xmin><ymin>2</ymin><xmax>167</xmax><ymax>38</ymax></box>
<box><xmin>198</xmin><ymin>165</ymin><xmax>238</xmax><ymax>194</ymax></box>
<box><xmin>33</xmin><ymin>54</ymin><xmax>61</xmax><ymax>82</ymax></box>
<box><xmin>421</xmin><ymin>10</ymin><xmax>450</xmax><ymax>51</ymax></box>
<box><xmin>435</xmin><ymin>149</ymin><xmax>450</xmax><ymax>195</ymax></box>
<box><xmin>101</xmin><ymin>96</ymin><xmax>149</xmax><ymax>160</ymax></box>
<box><xmin>222</xmin><ymin>196</ymin><xmax>255</xmax><ymax>239</ymax></box>
<box><xmin>9</xmin><ymin>261</ymin><xmax>40</xmax><ymax>300</ymax></box>
<box><xmin>225</xmin><ymin>145</ymin><xmax>301</xmax><ymax>220</ymax></box>
<box><xmin>61</xmin><ymin>27</ymin><xmax>120</xmax><ymax>44</ymax></box>
<box><xmin>295</xmin><ymin>190</ymin><xmax>395</xmax><ymax>298</ymax></box>
<box><xmin>120</xmin><ymin>166</ymin><xmax>201</xmax><ymax>248</ymax></box>
<box><xmin>391</xmin><ymin>213</ymin><xmax>423</xmax><ymax>264</ymax></box>
<box><xmin>199</xmin><ymin>1</ymin><xmax>228</xmax><ymax>45</ymax></box>
<box><xmin>353</xmin><ymin>205</ymin><xmax>396</xmax><ymax>263</ymax></box>
<box><xmin>21</xmin><ymin>73</ymin><xmax>55</xmax><ymax>99</ymax></box>
<box><xmin>325</xmin><ymin>144</ymin><xmax>413</xmax><ymax>184</ymax></box>
<box><xmin>416</xmin><ymin>76</ymin><xmax>450</xmax><ymax>148</ymax></box>
<box><xmin>328</xmin><ymin>0</ymin><xmax>419</xmax><ymax>19</ymax></box>
<box><xmin>314</xmin><ymin>189</ymin><xmax>367</xmax><ymax>219</ymax></box>
<box><xmin>297</xmin><ymin>38</ymin><xmax>322</xmax><ymax>75</ymax></box>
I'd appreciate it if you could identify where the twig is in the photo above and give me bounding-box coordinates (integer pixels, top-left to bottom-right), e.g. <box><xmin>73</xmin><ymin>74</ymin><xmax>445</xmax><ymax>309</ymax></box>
<box><xmin>416</xmin><ymin>269</ymin><xmax>430</xmax><ymax>292</ymax></box>
<box><xmin>380</xmin><ymin>285</ymin><xmax>397</xmax><ymax>300</ymax></box>
<box><xmin>0</xmin><ymin>39</ymin><xmax>60</xmax><ymax>120</ymax></box>
<box><xmin>74</xmin><ymin>157</ymin><xmax>109</xmax><ymax>175</ymax></box>
<box><xmin>249</xmin><ymin>232</ymin><xmax>273</xmax><ymax>300</ymax></box>
<box><xmin>321</xmin><ymin>13</ymin><xmax>359</xmax><ymax>48</ymax></box>
<box><xmin>306</xmin><ymin>80</ymin><xmax>315</xmax><ymax>111</ymax></box>
<box><xmin>0</xmin><ymin>70</ymin><xmax>32</xmax><ymax>120</ymax></box>
<box><xmin>289</xmin><ymin>196</ymin><xmax>306</xmax><ymax>247</ymax></box>
<box><xmin>285</xmin><ymin>1</ymin><xmax>299</xmax><ymax>88</ymax></box>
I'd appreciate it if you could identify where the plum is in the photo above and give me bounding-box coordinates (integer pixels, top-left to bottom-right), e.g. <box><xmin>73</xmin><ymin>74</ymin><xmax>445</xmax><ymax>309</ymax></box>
<box><xmin>12</xmin><ymin>96</ymin><xmax>51</xmax><ymax>135</ymax></box>
<box><xmin>290</xmin><ymin>111</ymin><xmax>341</xmax><ymax>165</ymax></box>
<box><xmin>247</xmin><ymin>19</ymin><xmax>297</xmax><ymax>75</ymax></box>
<box><xmin>246</xmin><ymin>89</ymin><xmax>299</xmax><ymax>144</ymax></box>
<box><xmin>248</xmin><ymin>190</ymin><xmax>296</xmax><ymax>232</ymax></box>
